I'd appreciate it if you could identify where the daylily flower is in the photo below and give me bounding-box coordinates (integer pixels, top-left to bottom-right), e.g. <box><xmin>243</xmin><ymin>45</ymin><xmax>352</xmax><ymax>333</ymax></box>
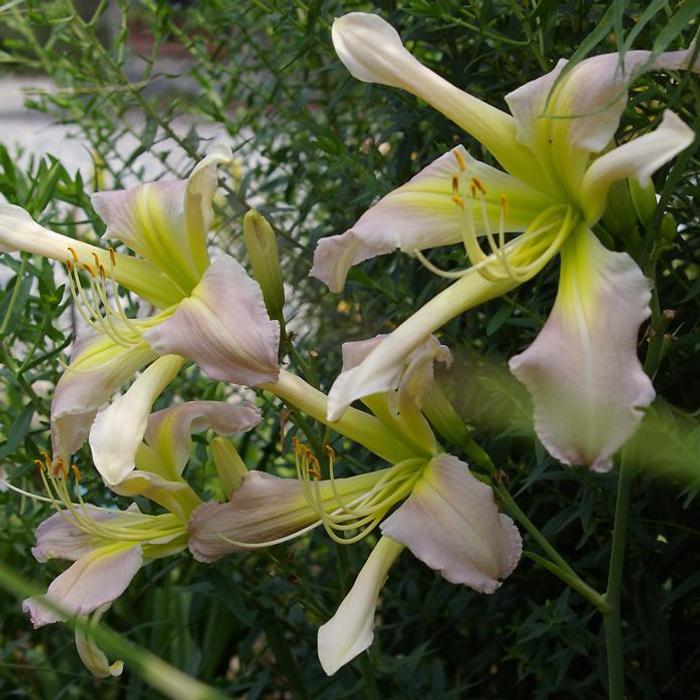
<box><xmin>23</xmin><ymin>499</ymin><xmax>186</xmax><ymax>677</ymax></box>
<box><xmin>313</xmin><ymin>13</ymin><xmax>697</xmax><ymax>471</ymax></box>
<box><xmin>22</xmin><ymin>457</ymin><xmax>189</xmax><ymax>673</ymax></box>
<box><xmin>187</xmin><ymin>336</ymin><xmax>521</xmax><ymax>674</ymax></box>
<box><xmin>22</xmin><ymin>389</ymin><xmax>255</xmax><ymax>675</ymax></box>
<box><xmin>0</xmin><ymin>144</ymin><xmax>280</xmax><ymax>462</ymax></box>
<box><xmin>23</xmin><ymin>500</ymin><xmax>186</xmax><ymax>628</ymax></box>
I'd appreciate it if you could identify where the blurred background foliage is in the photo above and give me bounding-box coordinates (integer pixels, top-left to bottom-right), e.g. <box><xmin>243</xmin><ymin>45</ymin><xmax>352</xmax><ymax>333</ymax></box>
<box><xmin>0</xmin><ymin>0</ymin><xmax>698</xmax><ymax>697</ymax></box>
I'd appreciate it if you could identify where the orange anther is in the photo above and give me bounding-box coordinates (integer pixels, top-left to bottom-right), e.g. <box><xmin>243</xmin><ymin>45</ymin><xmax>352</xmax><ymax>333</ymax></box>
<box><xmin>66</xmin><ymin>258</ymin><xmax>74</xmax><ymax>272</ymax></box>
<box><xmin>471</xmin><ymin>177</ymin><xmax>486</xmax><ymax>195</ymax></box>
<box><xmin>452</xmin><ymin>195</ymin><xmax>465</xmax><ymax>209</ymax></box>
<box><xmin>34</xmin><ymin>459</ymin><xmax>45</xmax><ymax>471</ymax></box>
<box><xmin>71</xmin><ymin>464</ymin><xmax>81</xmax><ymax>482</ymax></box>
<box><xmin>51</xmin><ymin>457</ymin><xmax>67</xmax><ymax>478</ymax></box>
<box><xmin>308</xmin><ymin>464</ymin><xmax>321</xmax><ymax>481</ymax></box>
<box><xmin>500</xmin><ymin>194</ymin><xmax>509</xmax><ymax>218</ymax></box>
<box><xmin>451</xmin><ymin>175</ymin><xmax>459</xmax><ymax>195</ymax></box>
<box><xmin>67</xmin><ymin>246</ymin><xmax>79</xmax><ymax>263</ymax></box>
<box><xmin>108</xmin><ymin>247</ymin><xmax>116</xmax><ymax>266</ymax></box>
<box><xmin>82</xmin><ymin>263</ymin><xmax>95</xmax><ymax>277</ymax></box>
<box><xmin>91</xmin><ymin>252</ymin><xmax>101</xmax><ymax>269</ymax></box>
<box><xmin>452</xmin><ymin>148</ymin><xmax>466</xmax><ymax>171</ymax></box>
<box><xmin>98</xmin><ymin>264</ymin><xmax>106</xmax><ymax>279</ymax></box>
<box><xmin>325</xmin><ymin>444</ymin><xmax>335</xmax><ymax>460</ymax></box>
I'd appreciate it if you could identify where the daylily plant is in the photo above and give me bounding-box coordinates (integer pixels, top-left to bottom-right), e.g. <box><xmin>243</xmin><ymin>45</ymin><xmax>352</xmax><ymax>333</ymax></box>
<box><xmin>312</xmin><ymin>12</ymin><xmax>698</xmax><ymax>471</ymax></box>
<box><xmin>187</xmin><ymin>336</ymin><xmax>522</xmax><ymax>675</ymax></box>
<box><xmin>0</xmin><ymin>145</ymin><xmax>280</xmax><ymax>463</ymax></box>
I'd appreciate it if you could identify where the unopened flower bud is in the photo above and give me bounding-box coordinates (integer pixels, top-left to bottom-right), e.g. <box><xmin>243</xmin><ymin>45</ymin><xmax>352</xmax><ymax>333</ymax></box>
<box><xmin>243</xmin><ymin>210</ymin><xmax>285</xmax><ymax>318</ymax></box>
<box><xmin>601</xmin><ymin>180</ymin><xmax>637</xmax><ymax>236</ymax></box>
<box><xmin>421</xmin><ymin>384</ymin><xmax>471</xmax><ymax>447</ymax></box>
<box><xmin>628</xmin><ymin>178</ymin><xmax>657</xmax><ymax>226</ymax></box>
<box><xmin>660</xmin><ymin>212</ymin><xmax>678</xmax><ymax>244</ymax></box>
<box><xmin>211</xmin><ymin>437</ymin><xmax>248</xmax><ymax>498</ymax></box>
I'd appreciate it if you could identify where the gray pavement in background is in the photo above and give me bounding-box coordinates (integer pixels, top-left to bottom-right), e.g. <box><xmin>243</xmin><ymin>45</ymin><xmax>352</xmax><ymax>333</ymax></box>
<box><xmin>0</xmin><ymin>75</ymin><xmax>225</xmax><ymax>179</ymax></box>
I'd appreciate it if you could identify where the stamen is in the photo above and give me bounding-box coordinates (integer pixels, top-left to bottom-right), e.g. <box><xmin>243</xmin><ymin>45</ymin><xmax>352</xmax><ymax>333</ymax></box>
<box><xmin>429</xmin><ymin>172</ymin><xmax>578</xmax><ymax>286</ymax></box>
<box><xmin>67</xmin><ymin>246</ymin><xmax>79</xmax><ymax>263</ymax></box>
<box><xmin>294</xmin><ymin>437</ymin><xmax>425</xmax><ymax>545</ymax></box>
<box><xmin>452</xmin><ymin>148</ymin><xmax>466</xmax><ymax>171</ymax></box>
<box><xmin>63</xmin><ymin>247</ymin><xmax>144</xmax><ymax>348</ymax></box>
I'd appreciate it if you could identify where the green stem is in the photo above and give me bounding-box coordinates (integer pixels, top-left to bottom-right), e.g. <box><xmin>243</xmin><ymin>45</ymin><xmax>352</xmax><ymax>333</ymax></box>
<box><xmin>525</xmin><ymin>552</ymin><xmax>611</xmax><ymax>614</ymax></box>
<box><xmin>496</xmin><ymin>485</ymin><xmax>576</xmax><ymax>578</ymax></box>
<box><xmin>603</xmin><ymin>453</ymin><xmax>633</xmax><ymax>700</ymax></box>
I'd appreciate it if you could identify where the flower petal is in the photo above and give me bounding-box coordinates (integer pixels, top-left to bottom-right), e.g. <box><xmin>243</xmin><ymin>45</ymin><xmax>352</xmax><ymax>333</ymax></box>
<box><xmin>51</xmin><ymin>332</ymin><xmax>157</xmax><ymax>460</ymax></box>
<box><xmin>143</xmin><ymin>255</ymin><xmax>280</xmax><ymax>386</ymax></box>
<box><xmin>0</xmin><ymin>203</ymin><xmax>182</xmax><ymax>307</ymax></box>
<box><xmin>331</xmin><ymin>13</ymin><xmax>541</xmax><ymax>181</ymax></box>
<box><xmin>111</xmin><ymin>470</ymin><xmax>201</xmax><ymax>521</ymax></box>
<box><xmin>263</xmin><ymin>370</ymin><xmax>416</xmax><ymax>465</ymax></box>
<box><xmin>187</xmin><ymin>470</ymin><xmax>383</xmax><ymax>562</ymax></box>
<box><xmin>310</xmin><ymin>145</ymin><xmax>554</xmax><ymax>292</ymax></box>
<box><xmin>506</xmin><ymin>47</ymin><xmax>699</xmax><ymax>199</ymax></box>
<box><xmin>380</xmin><ymin>454</ymin><xmax>521</xmax><ymax>592</ymax></box>
<box><xmin>31</xmin><ymin>506</ymin><xmax>142</xmax><ymax>562</ymax></box>
<box><xmin>23</xmin><ymin>544</ymin><xmax>143</xmax><ymax>627</ymax></box>
<box><xmin>317</xmin><ymin>536</ymin><xmax>403</xmax><ymax>675</ymax></box>
<box><xmin>338</xmin><ymin>334</ymin><xmax>451</xmax><ymax>454</ymax></box>
<box><xmin>75</xmin><ymin>605</ymin><xmax>124</xmax><ymax>678</ymax></box>
<box><xmin>509</xmin><ymin>225</ymin><xmax>655</xmax><ymax>471</ymax></box>
<box><xmin>340</xmin><ymin>334</ymin><xmax>451</xmax><ymax>396</ymax></box>
<box><xmin>88</xmin><ymin>355</ymin><xmax>184</xmax><ymax>488</ymax></box>
<box><xmin>187</xmin><ymin>472</ymin><xmax>315</xmax><ymax>562</ymax></box>
<box><xmin>92</xmin><ymin>144</ymin><xmax>232</xmax><ymax>292</ymax></box>
<box><xmin>327</xmin><ymin>267</ymin><xmax>517</xmax><ymax>420</ymax></box>
<box><xmin>144</xmin><ymin>400</ymin><xmax>260</xmax><ymax>479</ymax></box>
<box><xmin>581</xmin><ymin>110</ymin><xmax>694</xmax><ymax>223</ymax></box>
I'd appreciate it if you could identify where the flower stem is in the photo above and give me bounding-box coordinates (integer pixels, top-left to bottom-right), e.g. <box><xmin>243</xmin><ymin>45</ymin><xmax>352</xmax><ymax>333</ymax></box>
<box><xmin>603</xmin><ymin>451</ymin><xmax>633</xmax><ymax>700</ymax></box>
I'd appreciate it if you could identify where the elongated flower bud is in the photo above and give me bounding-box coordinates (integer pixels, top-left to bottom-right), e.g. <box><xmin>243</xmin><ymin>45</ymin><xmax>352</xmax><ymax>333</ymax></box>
<box><xmin>421</xmin><ymin>384</ymin><xmax>471</xmax><ymax>447</ymax></box>
<box><xmin>628</xmin><ymin>178</ymin><xmax>657</xmax><ymax>226</ymax></box>
<box><xmin>660</xmin><ymin>212</ymin><xmax>678</xmax><ymax>244</ymax></box>
<box><xmin>600</xmin><ymin>180</ymin><xmax>637</xmax><ymax>236</ymax></box>
<box><xmin>211</xmin><ymin>437</ymin><xmax>248</xmax><ymax>498</ymax></box>
<box><xmin>243</xmin><ymin>210</ymin><xmax>285</xmax><ymax>318</ymax></box>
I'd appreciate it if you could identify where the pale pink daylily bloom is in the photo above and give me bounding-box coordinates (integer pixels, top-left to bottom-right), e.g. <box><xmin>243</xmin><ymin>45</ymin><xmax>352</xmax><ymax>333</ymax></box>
<box><xmin>188</xmin><ymin>451</ymin><xmax>521</xmax><ymax>674</ymax></box>
<box><xmin>315</xmin><ymin>13</ymin><xmax>697</xmax><ymax>470</ymax></box>
<box><xmin>23</xmin><ymin>505</ymin><xmax>186</xmax><ymax>628</ymax></box>
<box><xmin>318</xmin><ymin>454</ymin><xmax>521</xmax><ymax>674</ymax></box>
<box><xmin>0</xmin><ymin>145</ymin><xmax>280</xmax><ymax>459</ymax></box>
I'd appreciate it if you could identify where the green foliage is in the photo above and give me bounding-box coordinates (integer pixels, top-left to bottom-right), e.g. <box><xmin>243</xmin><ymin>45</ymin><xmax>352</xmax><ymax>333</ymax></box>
<box><xmin>0</xmin><ymin>0</ymin><xmax>698</xmax><ymax>698</ymax></box>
